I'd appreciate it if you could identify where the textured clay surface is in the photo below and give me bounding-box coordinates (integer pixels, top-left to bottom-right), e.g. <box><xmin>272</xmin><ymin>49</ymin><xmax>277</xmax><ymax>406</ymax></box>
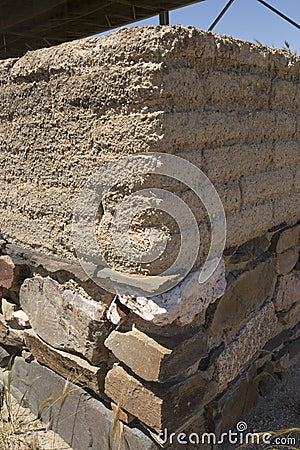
<box><xmin>0</xmin><ymin>26</ymin><xmax>299</xmax><ymax>276</ymax></box>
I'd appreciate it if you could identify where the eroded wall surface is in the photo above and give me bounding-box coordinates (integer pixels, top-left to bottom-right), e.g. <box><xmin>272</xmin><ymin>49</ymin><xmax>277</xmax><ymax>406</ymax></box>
<box><xmin>0</xmin><ymin>26</ymin><xmax>299</xmax><ymax>263</ymax></box>
<box><xmin>0</xmin><ymin>26</ymin><xmax>299</xmax><ymax>450</ymax></box>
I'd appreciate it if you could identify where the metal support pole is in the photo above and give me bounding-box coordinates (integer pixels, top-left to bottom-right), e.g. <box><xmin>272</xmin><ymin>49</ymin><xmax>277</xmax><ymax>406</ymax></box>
<box><xmin>208</xmin><ymin>0</ymin><xmax>236</xmax><ymax>31</ymax></box>
<box><xmin>257</xmin><ymin>0</ymin><xmax>300</xmax><ymax>30</ymax></box>
<box><xmin>159</xmin><ymin>11</ymin><xmax>169</xmax><ymax>25</ymax></box>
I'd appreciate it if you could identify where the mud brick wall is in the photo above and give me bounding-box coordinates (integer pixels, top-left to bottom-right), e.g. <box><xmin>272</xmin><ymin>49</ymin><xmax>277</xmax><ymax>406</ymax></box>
<box><xmin>0</xmin><ymin>26</ymin><xmax>299</xmax><ymax>450</ymax></box>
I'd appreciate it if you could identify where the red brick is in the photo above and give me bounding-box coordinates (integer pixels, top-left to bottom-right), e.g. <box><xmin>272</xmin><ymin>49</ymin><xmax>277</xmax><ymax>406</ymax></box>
<box><xmin>0</xmin><ymin>255</ymin><xmax>15</xmax><ymax>289</ymax></box>
<box><xmin>110</xmin><ymin>402</ymin><xmax>136</xmax><ymax>424</ymax></box>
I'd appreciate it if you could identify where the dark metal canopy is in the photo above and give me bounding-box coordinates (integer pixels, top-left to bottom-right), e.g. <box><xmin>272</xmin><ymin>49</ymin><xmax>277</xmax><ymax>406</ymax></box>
<box><xmin>0</xmin><ymin>0</ymin><xmax>205</xmax><ymax>59</ymax></box>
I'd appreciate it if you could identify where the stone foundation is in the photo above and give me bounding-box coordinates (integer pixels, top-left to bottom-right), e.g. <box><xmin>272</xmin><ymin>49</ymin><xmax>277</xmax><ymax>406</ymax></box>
<box><xmin>0</xmin><ymin>26</ymin><xmax>299</xmax><ymax>449</ymax></box>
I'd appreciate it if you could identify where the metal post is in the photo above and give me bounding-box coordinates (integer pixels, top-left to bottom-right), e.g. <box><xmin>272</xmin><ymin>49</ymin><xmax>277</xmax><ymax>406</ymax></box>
<box><xmin>257</xmin><ymin>0</ymin><xmax>300</xmax><ymax>30</ymax></box>
<box><xmin>208</xmin><ymin>0</ymin><xmax>236</xmax><ymax>31</ymax></box>
<box><xmin>159</xmin><ymin>11</ymin><xmax>169</xmax><ymax>25</ymax></box>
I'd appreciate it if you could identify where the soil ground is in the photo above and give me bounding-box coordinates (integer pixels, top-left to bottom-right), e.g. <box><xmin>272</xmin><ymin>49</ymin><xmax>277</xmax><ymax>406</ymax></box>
<box><xmin>222</xmin><ymin>359</ymin><xmax>300</xmax><ymax>449</ymax></box>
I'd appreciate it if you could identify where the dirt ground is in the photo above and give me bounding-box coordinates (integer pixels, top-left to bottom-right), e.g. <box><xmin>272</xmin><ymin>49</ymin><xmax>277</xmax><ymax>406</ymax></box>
<box><xmin>0</xmin><ymin>394</ymin><xmax>71</xmax><ymax>450</ymax></box>
<box><xmin>221</xmin><ymin>359</ymin><xmax>300</xmax><ymax>449</ymax></box>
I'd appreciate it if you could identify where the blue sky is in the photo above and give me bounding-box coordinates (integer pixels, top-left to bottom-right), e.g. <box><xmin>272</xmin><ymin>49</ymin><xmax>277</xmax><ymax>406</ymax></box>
<box><xmin>99</xmin><ymin>0</ymin><xmax>299</xmax><ymax>53</ymax></box>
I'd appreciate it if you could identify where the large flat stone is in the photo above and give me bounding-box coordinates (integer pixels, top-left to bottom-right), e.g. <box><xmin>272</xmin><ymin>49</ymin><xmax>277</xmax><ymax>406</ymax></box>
<box><xmin>5</xmin><ymin>243</ymin><xmax>114</xmax><ymax>305</ymax></box>
<box><xmin>208</xmin><ymin>365</ymin><xmax>258</xmax><ymax>436</ymax></box>
<box><xmin>277</xmin><ymin>301</ymin><xmax>300</xmax><ymax>330</ymax></box>
<box><xmin>9</xmin><ymin>357</ymin><xmax>158</xmax><ymax>450</ymax></box>
<box><xmin>208</xmin><ymin>255</ymin><xmax>276</xmax><ymax>345</ymax></box>
<box><xmin>104</xmin><ymin>327</ymin><xmax>207</xmax><ymax>382</ymax></box>
<box><xmin>20</xmin><ymin>276</ymin><xmax>111</xmax><ymax>364</ymax></box>
<box><xmin>275</xmin><ymin>248</ymin><xmax>299</xmax><ymax>275</ymax></box>
<box><xmin>117</xmin><ymin>259</ymin><xmax>226</xmax><ymax>326</ymax></box>
<box><xmin>24</xmin><ymin>329</ymin><xmax>106</xmax><ymax>394</ymax></box>
<box><xmin>213</xmin><ymin>302</ymin><xmax>279</xmax><ymax>390</ymax></box>
<box><xmin>225</xmin><ymin>235</ymin><xmax>270</xmax><ymax>269</ymax></box>
<box><xmin>105</xmin><ymin>364</ymin><xmax>217</xmax><ymax>433</ymax></box>
<box><xmin>273</xmin><ymin>273</ymin><xmax>300</xmax><ymax>312</ymax></box>
<box><xmin>272</xmin><ymin>224</ymin><xmax>300</xmax><ymax>253</ymax></box>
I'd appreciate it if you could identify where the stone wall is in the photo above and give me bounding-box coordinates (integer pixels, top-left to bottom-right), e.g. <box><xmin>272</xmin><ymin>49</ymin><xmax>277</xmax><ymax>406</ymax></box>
<box><xmin>0</xmin><ymin>26</ymin><xmax>299</xmax><ymax>449</ymax></box>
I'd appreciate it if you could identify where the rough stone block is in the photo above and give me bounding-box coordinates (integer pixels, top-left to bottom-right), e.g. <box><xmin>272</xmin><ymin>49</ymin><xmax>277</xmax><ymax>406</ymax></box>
<box><xmin>104</xmin><ymin>327</ymin><xmax>207</xmax><ymax>382</ymax></box>
<box><xmin>105</xmin><ymin>364</ymin><xmax>217</xmax><ymax>433</ymax></box>
<box><xmin>277</xmin><ymin>301</ymin><xmax>300</xmax><ymax>330</ymax></box>
<box><xmin>24</xmin><ymin>329</ymin><xmax>106</xmax><ymax>394</ymax></box>
<box><xmin>276</xmin><ymin>248</ymin><xmax>299</xmax><ymax>275</ymax></box>
<box><xmin>271</xmin><ymin>79</ymin><xmax>299</xmax><ymax>111</ymax></box>
<box><xmin>0</xmin><ymin>346</ymin><xmax>11</xmax><ymax>367</ymax></box>
<box><xmin>208</xmin><ymin>255</ymin><xmax>276</xmax><ymax>345</ymax></box>
<box><xmin>213</xmin><ymin>303</ymin><xmax>279</xmax><ymax>390</ymax></box>
<box><xmin>225</xmin><ymin>235</ymin><xmax>270</xmax><ymax>269</ymax></box>
<box><xmin>204</xmin><ymin>142</ymin><xmax>272</xmax><ymax>182</ymax></box>
<box><xmin>1</xmin><ymin>298</ymin><xmax>18</xmax><ymax>321</ymax></box>
<box><xmin>273</xmin><ymin>273</ymin><xmax>300</xmax><ymax>312</ymax></box>
<box><xmin>0</xmin><ymin>254</ymin><xmax>31</xmax><ymax>291</ymax></box>
<box><xmin>271</xmin><ymin>224</ymin><xmax>300</xmax><ymax>253</ymax></box>
<box><xmin>205</xmin><ymin>71</ymin><xmax>270</xmax><ymax>111</ymax></box>
<box><xmin>226</xmin><ymin>202</ymin><xmax>273</xmax><ymax>248</ymax></box>
<box><xmin>20</xmin><ymin>277</ymin><xmax>111</xmax><ymax>364</ymax></box>
<box><xmin>0</xmin><ymin>313</ymin><xmax>24</xmax><ymax>348</ymax></box>
<box><xmin>208</xmin><ymin>366</ymin><xmax>258</xmax><ymax>436</ymax></box>
<box><xmin>9</xmin><ymin>357</ymin><xmax>157</xmax><ymax>450</ymax></box>
<box><xmin>0</xmin><ymin>27</ymin><xmax>299</xmax><ymax>268</ymax></box>
<box><xmin>0</xmin><ymin>255</ymin><xmax>16</xmax><ymax>289</ymax></box>
<box><xmin>117</xmin><ymin>259</ymin><xmax>226</xmax><ymax>326</ymax></box>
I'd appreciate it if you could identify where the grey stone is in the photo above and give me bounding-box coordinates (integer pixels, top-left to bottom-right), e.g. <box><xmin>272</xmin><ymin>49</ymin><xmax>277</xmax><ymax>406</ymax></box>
<box><xmin>226</xmin><ymin>235</ymin><xmax>270</xmax><ymax>267</ymax></box>
<box><xmin>1</xmin><ymin>298</ymin><xmax>17</xmax><ymax>321</ymax></box>
<box><xmin>20</xmin><ymin>276</ymin><xmax>111</xmax><ymax>364</ymax></box>
<box><xmin>275</xmin><ymin>248</ymin><xmax>299</xmax><ymax>275</ymax></box>
<box><xmin>24</xmin><ymin>329</ymin><xmax>106</xmax><ymax>395</ymax></box>
<box><xmin>0</xmin><ymin>346</ymin><xmax>11</xmax><ymax>367</ymax></box>
<box><xmin>271</xmin><ymin>224</ymin><xmax>300</xmax><ymax>253</ymax></box>
<box><xmin>213</xmin><ymin>302</ymin><xmax>279</xmax><ymax>390</ymax></box>
<box><xmin>273</xmin><ymin>273</ymin><xmax>300</xmax><ymax>312</ymax></box>
<box><xmin>6</xmin><ymin>244</ymin><xmax>114</xmax><ymax>305</ymax></box>
<box><xmin>105</xmin><ymin>326</ymin><xmax>207</xmax><ymax>382</ymax></box>
<box><xmin>6</xmin><ymin>243</ymin><xmax>89</xmax><ymax>282</ymax></box>
<box><xmin>11</xmin><ymin>357</ymin><xmax>157</xmax><ymax>450</ymax></box>
<box><xmin>208</xmin><ymin>254</ymin><xmax>276</xmax><ymax>346</ymax></box>
<box><xmin>105</xmin><ymin>364</ymin><xmax>217</xmax><ymax>433</ymax></box>
<box><xmin>9</xmin><ymin>357</ymin><xmax>158</xmax><ymax>450</ymax></box>
<box><xmin>0</xmin><ymin>313</ymin><xmax>24</xmax><ymax>348</ymax></box>
<box><xmin>118</xmin><ymin>259</ymin><xmax>226</xmax><ymax>326</ymax></box>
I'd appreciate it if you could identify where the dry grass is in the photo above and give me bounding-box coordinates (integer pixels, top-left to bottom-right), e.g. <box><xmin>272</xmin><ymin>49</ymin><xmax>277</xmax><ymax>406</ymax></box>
<box><xmin>110</xmin><ymin>399</ymin><xmax>125</xmax><ymax>450</ymax></box>
<box><xmin>0</xmin><ymin>366</ymin><xmax>71</xmax><ymax>450</ymax></box>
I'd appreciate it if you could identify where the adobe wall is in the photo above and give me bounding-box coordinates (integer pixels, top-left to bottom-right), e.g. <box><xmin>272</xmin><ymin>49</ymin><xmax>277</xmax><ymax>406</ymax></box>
<box><xmin>0</xmin><ymin>26</ymin><xmax>299</xmax><ymax>263</ymax></box>
<box><xmin>0</xmin><ymin>26</ymin><xmax>299</xmax><ymax>449</ymax></box>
